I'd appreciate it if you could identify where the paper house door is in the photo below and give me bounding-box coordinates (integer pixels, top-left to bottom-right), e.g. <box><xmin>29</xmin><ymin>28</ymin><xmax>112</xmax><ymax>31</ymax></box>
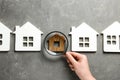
<box><xmin>69</xmin><ymin>22</ymin><xmax>99</xmax><ymax>52</ymax></box>
<box><xmin>101</xmin><ymin>21</ymin><xmax>120</xmax><ymax>52</ymax></box>
<box><xmin>13</xmin><ymin>22</ymin><xmax>43</xmax><ymax>51</ymax></box>
<box><xmin>0</xmin><ymin>22</ymin><xmax>12</xmax><ymax>51</ymax></box>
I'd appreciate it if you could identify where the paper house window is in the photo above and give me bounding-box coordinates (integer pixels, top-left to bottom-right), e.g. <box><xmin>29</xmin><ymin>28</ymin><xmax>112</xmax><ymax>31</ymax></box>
<box><xmin>54</xmin><ymin>41</ymin><xmax>60</xmax><ymax>47</ymax></box>
<box><xmin>107</xmin><ymin>35</ymin><xmax>116</xmax><ymax>45</ymax></box>
<box><xmin>0</xmin><ymin>34</ymin><xmax>2</xmax><ymax>45</ymax></box>
<box><xmin>79</xmin><ymin>37</ymin><xmax>89</xmax><ymax>47</ymax></box>
<box><xmin>23</xmin><ymin>36</ymin><xmax>34</xmax><ymax>47</ymax></box>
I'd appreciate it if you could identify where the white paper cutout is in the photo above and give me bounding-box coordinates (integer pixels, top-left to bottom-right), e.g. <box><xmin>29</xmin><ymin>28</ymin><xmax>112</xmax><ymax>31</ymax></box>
<box><xmin>101</xmin><ymin>21</ymin><xmax>120</xmax><ymax>52</ymax></box>
<box><xmin>0</xmin><ymin>22</ymin><xmax>12</xmax><ymax>51</ymax></box>
<box><xmin>13</xmin><ymin>22</ymin><xmax>43</xmax><ymax>51</ymax></box>
<box><xmin>69</xmin><ymin>22</ymin><xmax>99</xmax><ymax>52</ymax></box>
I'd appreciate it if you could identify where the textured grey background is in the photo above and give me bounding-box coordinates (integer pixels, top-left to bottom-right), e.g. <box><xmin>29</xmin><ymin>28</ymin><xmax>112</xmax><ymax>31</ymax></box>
<box><xmin>0</xmin><ymin>0</ymin><xmax>120</xmax><ymax>80</ymax></box>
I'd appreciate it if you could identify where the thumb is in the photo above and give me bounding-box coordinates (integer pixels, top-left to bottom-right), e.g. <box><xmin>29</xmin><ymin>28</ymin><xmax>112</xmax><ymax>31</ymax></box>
<box><xmin>66</xmin><ymin>52</ymin><xmax>77</xmax><ymax>65</ymax></box>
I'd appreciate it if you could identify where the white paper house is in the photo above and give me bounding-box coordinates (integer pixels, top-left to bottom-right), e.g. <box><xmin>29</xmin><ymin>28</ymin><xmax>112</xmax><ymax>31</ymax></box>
<box><xmin>101</xmin><ymin>21</ymin><xmax>120</xmax><ymax>52</ymax></box>
<box><xmin>69</xmin><ymin>22</ymin><xmax>99</xmax><ymax>52</ymax></box>
<box><xmin>0</xmin><ymin>22</ymin><xmax>12</xmax><ymax>51</ymax></box>
<box><xmin>13</xmin><ymin>22</ymin><xmax>43</xmax><ymax>51</ymax></box>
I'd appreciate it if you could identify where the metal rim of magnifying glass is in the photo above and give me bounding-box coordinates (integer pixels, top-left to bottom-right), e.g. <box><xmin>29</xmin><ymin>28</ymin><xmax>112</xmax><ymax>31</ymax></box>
<box><xmin>43</xmin><ymin>31</ymin><xmax>69</xmax><ymax>56</ymax></box>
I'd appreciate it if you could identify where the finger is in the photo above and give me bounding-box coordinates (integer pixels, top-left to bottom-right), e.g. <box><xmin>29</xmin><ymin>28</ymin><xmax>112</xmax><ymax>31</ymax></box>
<box><xmin>66</xmin><ymin>52</ymin><xmax>80</xmax><ymax>61</ymax></box>
<box><xmin>66</xmin><ymin>52</ymin><xmax>77</xmax><ymax>65</ymax></box>
<box><xmin>67</xmin><ymin>59</ymin><xmax>73</xmax><ymax>65</ymax></box>
<box><xmin>67</xmin><ymin>59</ymin><xmax>70</xmax><ymax>63</ymax></box>
<box><xmin>70</xmin><ymin>52</ymin><xmax>83</xmax><ymax>58</ymax></box>
<box><xmin>69</xmin><ymin>64</ymin><xmax>74</xmax><ymax>68</ymax></box>
<box><xmin>71</xmin><ymin>68</ymin><xmax>75</xmax><ymax>71</ymax></box>
<box><xmin>69</xmin><ymin>64</ymin><xmax>75</xmax><ymax>71</ymax></box>
<box><xmin>69</xmin><ymin>52</ymin><xmax>87</xmax><ymax>61</ymax></box>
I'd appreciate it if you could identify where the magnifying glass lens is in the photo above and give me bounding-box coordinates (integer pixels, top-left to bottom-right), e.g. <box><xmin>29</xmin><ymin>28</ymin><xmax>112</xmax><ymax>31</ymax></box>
<box><xmin>44</xmin><ymin>31</ymin><xmax>68</xmax><ymax>56</ymax></box>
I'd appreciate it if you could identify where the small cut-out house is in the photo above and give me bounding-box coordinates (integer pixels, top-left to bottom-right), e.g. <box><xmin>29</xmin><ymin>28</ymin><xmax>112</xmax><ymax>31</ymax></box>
<box><xmin>101</xmin><ymin>21</ymin><xmax>120</xmax><ymax>52</ymax></box>
<box><xmin>13</xmin><ymin>22</ymin><xmax>43</xmax><ymax>51</ymax></box>
<box><xmin>0</xmin><ymin>22</ymin><xmax>12</xmax><ymax>51</ymax></box>
<box><xmin>69</xmin><ymin>22</ymin><xmax>99</xmax><ymax>52</ymax></box>
<box><xmin>48</xmin><ymin>33</ymin><xmax>65</xmax><ymax>52</ymax></box>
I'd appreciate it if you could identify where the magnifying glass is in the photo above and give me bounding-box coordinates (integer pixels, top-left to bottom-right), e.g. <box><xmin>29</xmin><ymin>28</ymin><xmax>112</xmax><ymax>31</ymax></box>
<box><xmin>43</xmin><ymin>31</ymin><xmax>68</xmax><ymax>56</ymax></box>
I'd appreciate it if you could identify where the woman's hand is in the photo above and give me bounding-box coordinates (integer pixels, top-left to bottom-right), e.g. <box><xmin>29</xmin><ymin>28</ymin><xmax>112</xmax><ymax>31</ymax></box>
<box><xmin>66</xmin><ymin>52</ymin><xmax>96</xmax><ymax>80</ymax></box>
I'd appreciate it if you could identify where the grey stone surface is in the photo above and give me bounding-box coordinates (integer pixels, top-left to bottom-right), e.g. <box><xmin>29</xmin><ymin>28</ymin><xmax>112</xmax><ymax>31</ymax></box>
<box><xmin>0</xmin><ymin>0</ymin><xmax>120</xmax><ymax>80</ymax></box>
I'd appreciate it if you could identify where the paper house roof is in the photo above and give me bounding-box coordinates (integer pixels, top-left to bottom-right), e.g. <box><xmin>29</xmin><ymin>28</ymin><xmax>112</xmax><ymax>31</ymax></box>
<box><xmin>69</xmin><ymin>22</ymin><xmax>99</xmax><ymax>35</ymax></box>
<box><xmin>13</xmin><ymin>22</ymin><xmax>43</xmax><ymax>34</ymax></box>
<box><xmin>101</xmin><ymin>21</ymin><xmax>120</xmax><ymax>34</ymax></box>
<box><xmin>0</xmin><ymin>22</ymin><xmax>12</xmax><ymax>33</ymax></box>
